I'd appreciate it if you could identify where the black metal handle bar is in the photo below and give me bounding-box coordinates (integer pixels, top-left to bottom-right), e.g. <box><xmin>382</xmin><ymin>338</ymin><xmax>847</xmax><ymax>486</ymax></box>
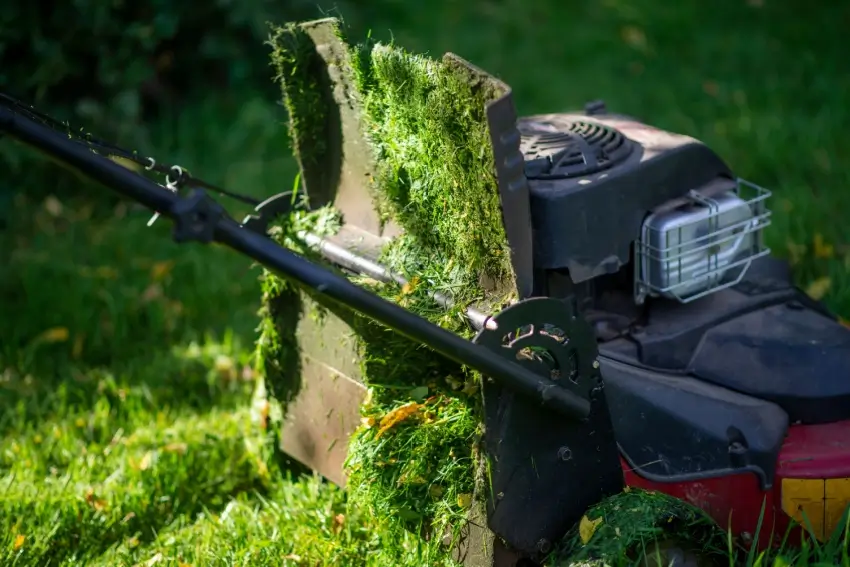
<box><xmin>0</xmin><ymin>103</ymin><xmax>591</xmax><ymax>420</ymax></box>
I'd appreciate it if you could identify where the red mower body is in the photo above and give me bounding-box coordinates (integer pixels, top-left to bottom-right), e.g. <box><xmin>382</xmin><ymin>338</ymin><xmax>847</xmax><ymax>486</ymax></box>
<box><xmin>624</xmin><ymin>420</ymin><xmax>850</xmax><ymax>547</ymax></box>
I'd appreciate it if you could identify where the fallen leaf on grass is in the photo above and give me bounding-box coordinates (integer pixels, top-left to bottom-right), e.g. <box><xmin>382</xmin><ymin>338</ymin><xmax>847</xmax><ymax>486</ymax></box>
<box><xmin>702</xmin><ymin>81</ymin><xmax>719</xmax><ymax>97</ymax></box>
<box><xmin>332</xmin><ymin>513</ymin><xmax>346</xmax><ymax>534</ymax></box>
<box><xmin>164</xmin><ymin>442</ymin><xmax>188</xmax><ymax>454</ymax></box>
<box><xmin>620</xmin><ymin>26</ymin><xmax>647</xmax><ymax>51</ymax></box>
<box><xmin>805</xmin><ymin>277</ymin><xmax>831</xmax><ymax>301</ymax></box>
<box><xmin>786</xmin><ymin>241</ymin><xmax>806</xmax><ymax>265</ymax></box>
<box><xmin>150</xmin><ymin>260</ymin><xmax>175</xmax><ymax>282</ymax></box>
<box><xmin>457</xmin><ymin>493</ymin><xmax>473</xmax><ymax>508</ymax></box>
<box><xmin>579</xmin><ymin>514</ymin><xmax>603</xmax><ymax>544</ymax></box>
<box><xmin>13</xmin><ymin>534</ymin><xmax>25</xmax><ymax>550</ymax></box>
<box><xmin>35</xmin><ymin>327</ymin><xmax>69</xmax><ymax>343</ymax></box>
<box><xmin>72</xmin><ymin>334</ymin><xmax>85</xmax><ymax>359</ymax></box>
<box><xmin>813</xmin><ymin>233</ymin><xmax>834</xmax><ymax>259</ymax></box>
<box><xmin>141</xmin><ymin>284</ymin><xmax>163</xmax><ymax>303</ymax></box>
<box><xmin>138</xmin><ymin>451</ymin><xmax>154</xmax><ymax>471</ymax></box>
<box><xmin>84</xmin><ymin>489</ymin><xmax>108</xmax><ymax>512</ymax></box>
<box><xmin>376</xmin><ymin>402</ymin><xmax>422</xmax><ymax>438</ymax></box>
<box><xmin>43</xmin><ymin>195</ymin><xmax>63</xmax><ymax>217</ymax></box>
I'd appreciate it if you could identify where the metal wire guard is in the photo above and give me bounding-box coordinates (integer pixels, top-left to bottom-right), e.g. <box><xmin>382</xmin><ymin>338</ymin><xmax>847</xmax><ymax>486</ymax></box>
<box><xmin>634</xmin><ymin>178</ymin><xmax>772</xmax><ymax>304</ymax></box>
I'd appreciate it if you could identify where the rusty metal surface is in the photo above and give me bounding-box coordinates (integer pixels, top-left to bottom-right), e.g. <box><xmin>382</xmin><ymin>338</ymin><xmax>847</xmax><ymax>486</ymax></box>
<box><xmin>277</xmin><ymin>19</ymin><xmax>538</xmax><ymax>564</ymax></box>
<box><xmin>299</xmin><ymin>18</ymin><xmax>401</xmax><ymax>240</ymax></box>
<box><xmin>278</xmin><ymin>294</ymin><xmax>367</xmax><ymax>487</ymax></box>
<box><xmin>443</xmin><ymin>53</ymin><xmax>534</xmax><ymax>300</ymax></box>
<box><xmin>274</xmin><ymin>19</ymin><xmax>396</xmax><ymax>487</ymax></box>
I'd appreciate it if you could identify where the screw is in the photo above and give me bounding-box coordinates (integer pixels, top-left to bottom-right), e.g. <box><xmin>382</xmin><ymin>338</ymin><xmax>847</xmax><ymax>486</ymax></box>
<box><xmin>537</xmin><ymin>538</ymin><xmax>552</xmax><ymax>554</ymax></box>
<box><xmin>558</xmin><ymin>446</ymin><xmax>572</xmax><ymax>461</ymax></box>
<box><xmin>592</xmin><ymin>359</ymin><xmax>600</xmax><ymax>369</ymax></box>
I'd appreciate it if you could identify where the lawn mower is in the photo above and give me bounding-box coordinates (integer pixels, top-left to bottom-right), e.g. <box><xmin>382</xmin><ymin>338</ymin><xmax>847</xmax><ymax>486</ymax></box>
<box><xmin>2</xmin><ymin>17</ymin><xmax>850</xmax><ymax>567</ymax></box>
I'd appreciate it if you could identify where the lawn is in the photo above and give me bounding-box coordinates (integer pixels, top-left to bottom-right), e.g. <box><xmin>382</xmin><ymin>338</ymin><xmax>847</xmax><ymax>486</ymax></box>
<box><xmin>2</xmin><ymin>1</ymin><xmax>849</xmax><ymax>565</ymax></box>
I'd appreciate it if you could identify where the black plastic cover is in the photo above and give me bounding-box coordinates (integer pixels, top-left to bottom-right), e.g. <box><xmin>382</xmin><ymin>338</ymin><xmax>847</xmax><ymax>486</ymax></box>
<box><xmin>519</xmin><ymin>112</ymin><xmax>733</xmax><ymax>282</ymax></box>
<box><xmin>690</xmin><ymin>301</ymin><xmax>850</xmax><ymax>425</ymax></box>
<box><xmin>599</xmin><ymin>352</ymin><xmax>789</xmax><ymax>489</ymax></box>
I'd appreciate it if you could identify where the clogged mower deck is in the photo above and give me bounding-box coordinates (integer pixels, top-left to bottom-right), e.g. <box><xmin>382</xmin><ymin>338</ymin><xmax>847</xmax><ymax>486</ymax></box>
<box><xmin>261</xmin><ymin>18</ymin><xmax>850</xmax><ymax>562</ymax></box>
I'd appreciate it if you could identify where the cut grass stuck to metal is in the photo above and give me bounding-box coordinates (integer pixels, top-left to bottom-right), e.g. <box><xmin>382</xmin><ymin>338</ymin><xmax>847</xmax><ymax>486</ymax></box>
<box><xmin>349</xmin><ymin>40</ymin><xmax>517</xmax><ymax>298</ymax></box>
<box><xmin>262</xmin><ymin>20</ymin><xmax>736</xmax><ymax>566</ymax></box>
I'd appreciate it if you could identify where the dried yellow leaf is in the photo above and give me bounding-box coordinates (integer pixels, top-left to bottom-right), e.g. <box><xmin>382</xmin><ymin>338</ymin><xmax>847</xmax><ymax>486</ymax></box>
<box><xmin>164</xmin><ymin>443</ymin><xmax>188</xmax><ymax>455</ymax></box>
<box><xmin>579</xmin><ymin>515</ymin><xmax>603</xmax><ymax>545</ymax></box>
<box><xmin>139</xmin><ymin>451</ymin><xmax>154</xmax><ymax>471</ymax></box>
<box><xmin>376</xmin><ymin>402</ymin><xmax>422</xmax><ymax>438</ymax></box>
<box><xmin>813</xmin><ymin>234</ymin><xmax>834</xmax><ymax>259</ymax></box>
<box><xmin>457</xmin><ymin>493</ymin><xmax>473</xmax><ymax>508</ymax></box>
<box><xmin>43</xmin><ymin>195</ymin><xmax>63</xmax><ymax>217</ymax></box>
<box><xmin>37</xmin><ymin>327</ymin><xmax>69</xmax><ymax>343</ymax></box>
<box><xmin>13</xmin><ymin>534</ymin><xmax>25</xmax><ymax>550</ymax></box>
<box><xmin>150</xmin><ymin>260</ymin><xmax>175</xmax><ymax>281</ymax></box>
<box><xmin>400</xmin><ymin>276</ymin><xmax>420</xmax><ymax>296</ymax></box>
<box><xmin>805</xmin><ymin>276</ymin><xmax>831</xmax><ymax>301</ymax></box>
<box><xmin>786</xmin><ymin>241</ymin><xmax>806</xmax><ymax>265</ymax></box>
<box><xmin>72</xmin><ymin>334</ymin><xmax>85</xmax><ymax>359</ymax></box>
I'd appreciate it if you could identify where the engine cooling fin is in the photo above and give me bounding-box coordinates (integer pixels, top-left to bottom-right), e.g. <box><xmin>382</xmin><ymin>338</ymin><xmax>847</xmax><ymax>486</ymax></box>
<box><xmin>519</xmin><ymin>118</ymin><xmax>633</xmax><ymax>180</ymax></box>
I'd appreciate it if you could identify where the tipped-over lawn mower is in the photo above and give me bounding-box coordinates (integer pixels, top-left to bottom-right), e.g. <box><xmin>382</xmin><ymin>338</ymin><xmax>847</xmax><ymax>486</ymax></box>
<box><xmin>2</xmin><ymin>17</ymin><xmax>850</xmax><ymax>566</ymax></box>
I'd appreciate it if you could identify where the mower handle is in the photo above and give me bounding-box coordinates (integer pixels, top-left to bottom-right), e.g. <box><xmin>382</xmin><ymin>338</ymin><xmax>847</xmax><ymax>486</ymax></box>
<box><xmin>0</xmin><ymin>103</ymin><xmax>591</xmax><ymax>421</ymax></box>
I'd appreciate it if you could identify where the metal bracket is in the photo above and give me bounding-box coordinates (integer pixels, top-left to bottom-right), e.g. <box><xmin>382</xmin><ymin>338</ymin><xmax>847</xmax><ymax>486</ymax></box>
<box><xmin>170</xmin><ymin>189</ymin><xmax>224</xmax><ymax>244</ymax></box>
<box><xmin>470</xmin><ymin>297</ymin><xmax>623</xmax><ymax>559</ymax></box>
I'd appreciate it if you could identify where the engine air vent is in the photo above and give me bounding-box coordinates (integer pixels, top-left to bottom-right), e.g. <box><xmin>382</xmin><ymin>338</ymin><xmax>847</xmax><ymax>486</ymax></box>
<box><xmin>519</xmin><ymin>119</ymin><xmax>633</xmax><ymax>180</ymax></box>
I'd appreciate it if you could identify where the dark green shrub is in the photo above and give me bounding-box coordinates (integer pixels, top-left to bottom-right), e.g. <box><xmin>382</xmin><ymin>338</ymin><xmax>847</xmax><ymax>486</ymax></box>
<box><xmin>0</xmin><ymin>0</ymin><xmax>353</xmax><ymax>207</ymax></box>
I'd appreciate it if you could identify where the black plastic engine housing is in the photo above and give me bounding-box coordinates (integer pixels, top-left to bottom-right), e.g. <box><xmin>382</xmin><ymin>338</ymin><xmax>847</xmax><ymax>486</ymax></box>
<box><xmin>518</xmin><ymin>110</ymin><xmax>733</xmax><ymax>283</ymax></box>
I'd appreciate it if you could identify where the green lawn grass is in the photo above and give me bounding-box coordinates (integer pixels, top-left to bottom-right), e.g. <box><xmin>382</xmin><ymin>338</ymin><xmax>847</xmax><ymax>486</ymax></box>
<box><xmin>2</xmin><ymin>1</ymin><xmax>848</xmax><ymax>564</ymax></box>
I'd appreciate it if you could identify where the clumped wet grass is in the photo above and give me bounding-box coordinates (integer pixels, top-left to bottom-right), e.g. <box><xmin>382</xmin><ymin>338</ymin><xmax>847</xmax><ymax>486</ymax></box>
<box><xmin>264</xmin><ymin>21</ymin><xmax>514</xmax><ymax>564</ymax></box>
<box><xmin>350</xmin><ymin>41</ymin><xmax>516</xmax><ymax>297</ymax></box>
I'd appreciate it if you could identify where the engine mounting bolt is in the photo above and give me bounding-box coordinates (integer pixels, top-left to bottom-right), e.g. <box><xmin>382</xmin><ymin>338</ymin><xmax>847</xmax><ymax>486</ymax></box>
<box><xmin>537</xmin><ymin>538</ymin><xmax>552</xmax><ymax>554</ymax></box>
<box><xmin>592</xmin><ymin>360</ymin><xmax>600</xmax><ymax>369</ymax></box>
<box><xmin>558</xmin><ymin>446</ymin><xmax>572</xmax><ymax>461</ymax></box>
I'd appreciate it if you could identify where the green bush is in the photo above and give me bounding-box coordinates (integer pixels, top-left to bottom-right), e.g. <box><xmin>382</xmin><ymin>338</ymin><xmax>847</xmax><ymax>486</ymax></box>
<box><xmin>0</xmin><ymin>0</ymin><xmax>353</xmax><ymax>208</ymax></box>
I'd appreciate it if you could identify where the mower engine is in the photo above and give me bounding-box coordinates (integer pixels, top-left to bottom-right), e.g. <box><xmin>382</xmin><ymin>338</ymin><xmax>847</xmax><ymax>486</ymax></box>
<box><xmin>515</xmin><ymin>107</ymin><xmax>850</xmax><ymax>549</ymax></box>
<box><xmin>517</xmin><ymin>109</ymin><xmax>771</xmax><ymax>304</ymax></box>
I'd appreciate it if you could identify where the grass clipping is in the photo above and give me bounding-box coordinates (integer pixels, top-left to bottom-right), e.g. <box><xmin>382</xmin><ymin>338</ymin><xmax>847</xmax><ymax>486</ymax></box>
<box><xmin>339</xmin><ymin>45</ymin><xmax>524</xmax><ymax>560</ymax></box>
<box><xmin>263</xmin><ymin>21</ymin><xmax>728</xmax><ymax>566</ymax></box>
